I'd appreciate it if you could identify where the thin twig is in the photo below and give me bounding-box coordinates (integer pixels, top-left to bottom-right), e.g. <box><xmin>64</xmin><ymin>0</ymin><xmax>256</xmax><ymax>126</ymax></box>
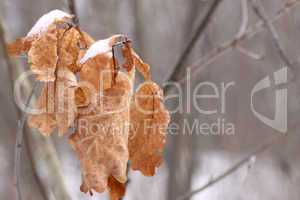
<box><xmin>174</xmin><ymin>0</ymin><xmax>299</xmax><ymax>86</ymax></box>
<box><xmin>249</xmin><ymin>0</ymin><xmax>294</xmax><ymax>68</ymax></box>
<box><xmin>164</xmin><ymin>0</ymin><xmax>224</xmax><ymax>93</ymax></box>
<box><xmin>236</xmin><ymin>0</ymin><xmax>249</xmax><ymax>39</ymax></box>
<box><xmin>0</xmin><ymin>18</ymin><xmax>41</xmax><ymax>200</ymax></box>
<box><xmin>236</xmin><ymin>45</ymin><xmax>264</xmax><ymax>60</ymax></box>
<box><xmin>235</xmin><ymin>0</ymin><xmax>264</xmax><ymax>60</ymax></box>
<box><xmin>15</xmin><ymin>82</ymin><xmax>38</xmax><ymax>200</ymax></box>
<box><xmin>234</xmin><ymin>0</ymin><xmax>264</xmax><ymax>59</ymax></box>
<box><xmin>67</xmin><ymin>0</ymin><xmax>79</xmax><ymax>25</ymax></box>
<box><xmin>177</xmin><ymin>135</ymin><xmax>283</xmax><ymax>200</ymax></box>
<box><xmin>0</xmin><ymin>19</ymin><xmax>15</xmax><ymax>94</ymax></box>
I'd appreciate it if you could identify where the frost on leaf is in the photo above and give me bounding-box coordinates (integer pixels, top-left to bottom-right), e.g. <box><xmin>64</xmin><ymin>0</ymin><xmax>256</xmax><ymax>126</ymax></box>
<box><xmin>129</xmin><ymin>81</ymin><xmax>170</xmax><ymax>176</ymax></box>
<box><xmin>69</xmin><ymin>73</ymin><xmax>133</xmax><ymax>195</ymax></box>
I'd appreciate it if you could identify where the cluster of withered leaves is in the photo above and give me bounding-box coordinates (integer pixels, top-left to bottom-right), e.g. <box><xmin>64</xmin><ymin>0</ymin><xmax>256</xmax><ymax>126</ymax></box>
<box><xmin>9</xmin><ymin>11</ymin><xmax>170</xmax><ymax>200</ymax></box>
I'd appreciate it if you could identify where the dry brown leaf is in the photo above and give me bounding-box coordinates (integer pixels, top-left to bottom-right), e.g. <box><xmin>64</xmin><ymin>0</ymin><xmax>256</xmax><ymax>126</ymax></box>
<box><xmin>132</xmin><ymin>50</ymin><xmax>151</xmax><ymax>81</ymax></box>
<box><xmin>7</xmin><ymin>37</ymin><xmax>33</xmax><ymax>56</ymax></box>
<box><xmin>69</xmin><ymin>73</ymin><xmax>133</xmax><ymax>194</ymax></box>
<box><xmin>12</xmin><ymin>13</ymin><xmax>170</xmax><ymax>199</ymax></box>
<box><xmin>28</xmin><ymin>28</ymin><xmax>58</xmax><ymax>82</ymax></box>
<box><xmin>28</xmin><ymin>83</ymin><xmax>57</xmax><ymax>136</ymax></box>
<box><xmin>29</xmin><ymin>23</ymin><xmax>93</xmax><ymax>81</ymax></box>
<box><xmin>129</xmin><ymin>81</ymin><xmax>170</xmax><ymax>176</ymax></box>
<box><xmin>79</xmin><ymin>54</ymin><xmax>114</xmax><ymax>91</ymax></box>
<box><xmin>10</xmin><ymin>16</ymin><xmax>93</xmax><ymax>81</ymax></box>
<box><xmin>57</xmin><ymin>24</ymin><xmax>95</xmax><ymax>80</ymax></box>
<box><xmin>120</xmin><ymin>41</ymin><xmax>150</xmax><ymax>80</ymax></box>
<box><xmin>26</xmin><ymin>17</ymin><xmax>94</xmax><ymax>136</ymax></box>
<box><xmin>79</xmin><ymin>35</ymin><xmax>125</xmax><ymax>91</ymax></box>
<box><xmin>58</xmin><ymin>28</ymin><xmax>81</xmax><ymax>72</ymax></box>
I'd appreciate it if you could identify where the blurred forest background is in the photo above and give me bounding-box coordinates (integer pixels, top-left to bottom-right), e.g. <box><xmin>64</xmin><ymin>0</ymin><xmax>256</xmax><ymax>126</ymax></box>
<box><xmin>0</xmin><ymin>0</ymin><xmax>300</xmax><ymax>199</ymax></box>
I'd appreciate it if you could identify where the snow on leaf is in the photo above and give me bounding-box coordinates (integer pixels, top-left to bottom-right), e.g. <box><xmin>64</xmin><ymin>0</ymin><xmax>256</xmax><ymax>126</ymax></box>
<box><xmin>79</xmin><ymin>35</ymin><xmax>127</xmax><ymax>91</ymax></box>
<box><xmin>129</xmin><ymin>81</ymin><xmax>170</xmax><ymax>176</ymax></box>
<box><xmin>27</xmin><ymin>9</ymin><xmax>72</xmax><ymax>37</ymax></box>
<box><xmin>80</xmin><ymin>35</ymin><xmax>123</xmax><ymax>64</ymax></box>
<box><xmin>8</xmin><ymin>11</ymin><xmax>92</xmax><ymax>81</ymax></box>
<box><xmin>79</xmin><ymin>38</ymin><xmax>111</xmax><ymax>64</ymax></box>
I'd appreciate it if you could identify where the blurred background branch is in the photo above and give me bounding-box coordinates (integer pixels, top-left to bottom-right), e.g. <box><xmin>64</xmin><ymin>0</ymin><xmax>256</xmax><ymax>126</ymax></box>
<box><xmin>0</xmin><ymin>10</ymin><xmax>71</xmax><ymax>200</ymax></box>
<box><xmin>176</xmin><ymin>0</ymin><xmax>299</xmax><ymax>85</ymax></box>
<box><xmin>177</xmin><ymin>135</ymin><xmax>284</xmax><ymax>200</ymax></box>
<box><xmin>164</xmin><ymin>0</ymin><xmax>224</xmax><ymax>94</ymax></box>
<box><xmin>250</xmin><ymin>0</ymin><xmax>294</xmax><ymax>69</ymax></box>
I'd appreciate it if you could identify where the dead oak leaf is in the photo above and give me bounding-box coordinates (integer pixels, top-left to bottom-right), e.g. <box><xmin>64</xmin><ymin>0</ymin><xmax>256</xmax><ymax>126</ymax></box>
<box><xmin>129</xmin><ymin>81</ymin><xmax>170</xmax><ymax>176</ymax></box>
<box><xmin>79</xmin><ymin>35</ymin><xmax>127</xmax><ymax>91</ymax></box>
<box><xmin>69</xmin><ymin>73</ymin><xmax>133</xmax><ymax>195</ymax></box>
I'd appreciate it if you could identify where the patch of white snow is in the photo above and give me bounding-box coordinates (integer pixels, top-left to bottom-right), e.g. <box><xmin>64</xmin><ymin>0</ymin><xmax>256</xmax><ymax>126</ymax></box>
<box><xmin>80</xmin><ymin>38</ymin><xmax>112</xmax><ymax>64</ymax></box>
<box><xmin>27</xmin><ymin>9</ymin><xmax>71</xmax><ymax>37</ymax></box>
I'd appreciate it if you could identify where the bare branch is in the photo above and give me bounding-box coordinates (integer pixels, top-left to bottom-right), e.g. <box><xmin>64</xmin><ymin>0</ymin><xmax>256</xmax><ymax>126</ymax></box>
<box><xmin>164</xmin><ymin>0</ymin><xmax>224</xmax><ymax>93</ymax></box>
<box><xmin>236</xmin><ymin>45</ymin><xmax>264</xmax><ymax>60</ymax></box>
<box><xmin>235</xmin><ymin>0</ymin><xmax>249</xmax><ymax>39</ymax></box>
<box><xmin>249</xmin><ymin>0</ymin><xmax>294</xmax><ymax>68</ymax></box>
<box><xmin>176</xmin><ymin>0</ymin><xmax>299</xmax><ymax>85</ymax></box>
<box><xmin>177</xmin><ymin>135</ymin><xmax>283</xmax><ymax>200</ymax></box>
<box><xmin>234</xmin><ymin>0</ymin><xmax>263</xmax><ymax>60</ymax></box>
